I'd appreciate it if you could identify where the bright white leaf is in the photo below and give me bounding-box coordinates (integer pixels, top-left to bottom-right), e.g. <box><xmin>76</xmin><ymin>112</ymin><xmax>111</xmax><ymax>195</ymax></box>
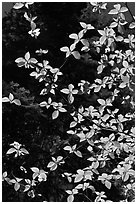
<box><xmin>12</xmin><ymin>99</ymin><xmax>21</xmax><ymax>106</ymax></box>
<box><xmin>13</xmin><ymin>3</ymin><xmax>24</xmax><ymax>9</ymax></box>
<box><xmin>31</xmin><ymin>167</ymin><xmax>39</xmax><ymax>173</ymax></box>
<box><xmin>30</xmin><ymin>58</ymin><xmax>38</xmax><ymax>64</ymax></box>
<box><xmin>120</xmin><ymin>7</ymin><xmax>128</xmax><ymax>13</ymax></box>
<box><xmin>70</xmin><ymin>121</ymin><xmax>77</xmax><ymax>128</ymax></box>
<box><xmin>15</xmin><ymin>57</ymin><xmax>25</xmax><ymax>63</ymax></box>
<box><xmin>69</xmin><ymin>33</ymin><xmax>78</xmax><ymax>39</ymax></box>
<box><xmin>75</xmin><ymin>150</ymin><xmax>82</xmax><ymax>158</ymax></box>
<box><xmin>47</xmin><ymin>162</ymin><xmax>55</xmax><ymax>168</ymax></box>
<box><xmin>74</xmin><ymin>174</ymin><xmax>83</xmax><ymax>183</ymax></box>
<box><xmin>97</xmin><ymin>99</ymin><xmax>105</xmax><ymax>105</ymax></box>
<box><xmin>119</xmin><ymin>83</ymin><xmax>126</xmax><ymax>88</ymax></box>
<box><xmin>20</xmin><ymin>148</ymin><xmax>29</xmax><ymax>154</ymax></box>
<box><xmin>108</xmin><ymin>9</ymin><xmax>118</xmax><ymax>14</ymax></box>
<box><xmin>60</xmin><ymin>89</ymin><xmax>69</xmax><ymax>94</ymax></box>
<box><xmin>9</xmin><ymin>93</ymin><xmax>14</xmax><ymax>101</ymax></box>
<box><xmin>2</xmin><ymin>97</ymin><xmax>10</xmax><ymax>102</ymax></box>
<box><xmin>80</xmin><ymin>22</ymin><xmax>86</xmax><ymax>29</ymax></box>
<box><xmin>52</xmin><ymin>110</ymin><xmax>59</xmax><ymax>119</ymax></box>
<box><xmin>64</xmin><ymin>146</ymin><xmax>72</xmax><ymax>151</ymax></box>
<box><xmin>25</xmin><ymin>52</ymin><xmax>30</xmax><ymax>61</ymax></box>
<box><xmin>110</xmin><ymin>22</ymin><xmax>118</xmax><ymax>28</ymax></box>
<box><xmin>14</xmin><ymin>182</ymin><xmax>20</xmax><ymax>191</ymax></box>
<box><xmin>72</xmin><ymin>51</ymin><xmax>81</xmax><ymax>59</ymax></box>
<box><xmin>39</xmin><ymin>101</ymin><xmax>47</xmax><ymax>107</ymax></box>
<box><xmin>6</xmin><ymin>148</ymin><xmax>16</xmax><ymax>154</ymax></box>
<box><xmin>60</xmin><ymin>46</ymin><xmax>69</xmax><ymax>52</ymax></box>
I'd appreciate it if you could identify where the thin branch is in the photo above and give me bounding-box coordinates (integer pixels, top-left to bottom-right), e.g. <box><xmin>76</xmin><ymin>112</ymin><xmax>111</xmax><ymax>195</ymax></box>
<box><xmin>125</xmin><ymin>2</ymin><xmax>134</xmax><ymax>21</ymax></box>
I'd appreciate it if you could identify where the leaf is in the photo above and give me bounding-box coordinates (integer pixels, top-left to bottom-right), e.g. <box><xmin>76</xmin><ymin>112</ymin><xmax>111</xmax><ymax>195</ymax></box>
<box><xmin>59</xmin><ymin>107</ymin><xmax>67</xmax><ymax>112</ymax></box>
<box><xmin>101</xmin><ymin>114</ymin><xmax>109</xmax><ymax>122</ymax></box>
<box><xmin>97</xmin><ymin>99</ymin><xmax>105</xmax><ymax>105</ymax></box>
<box><xmin>12</xmin><ymin>99</ymin><xmax>21</xmax><ymax>106</ymax></box>
<box><xmin>57</xmin><ymin>156</ymin><xmax>63</xmax><ymax>162</ymax></box>
<box><xmin>17</xmin><ymin>61</ymin><xmax>26</xmax><ymax>67</ymax></box>
<box><xmin>9</xmin><ymin>179</ymin><xmax>16</xmax><ymax>184</ymax></box>
<box><xmin>47</xmin><ymin>161</ymin><xmax>55</xmax><ymax>168</ymax></box>
<box><xmin>94</xmin><ymin>86</ymin><xmax>101</xmax><ymax>93</ymax></box>
<box><xmin>80</xmin><ymin>22</ymin><xmax>86</xmax><ymax>28</ymax></box>
<box><xmin>115</xmin><ymin>36</ymin><xmax>123</xmax><ymax>41</ymax></box>
<box><xmin>70</xmin><ymin>43</ymin><xmax>76</xmax><ymax>51</ymax></box>
<box><xmin>3</xmin><ymin>172</ymin><xmax>7</xmax><ymax>178</ymax></box>
<box><xmin>67</xmin><ymin>194</ymin><xmax>74</xmax><ymax>202</ymax></box>
<box><xmin>52</xmin><ymin>110</ymin><xmax>59</xmax><ymax>119</ymax></box>
<box><xmin>105</xmin><ymin>180</ymin><xmax>111</xmax><ymax>189</ymax></box>
<box><xmin>74</xmin><ymin>174</ymin><xmax>83</xmax><ymax>183</ymax></box>
<box><xmin>9</xmin><ymin>93</ymin><xmax>14</xmax><ymax>101</ymax></box>
<box><xmin>20</xmin><ymin>148</ymin><xmax>29</xmax><ymax>154</ymax></box>
<box><xmin>81</xmin><ymin>39</ymin><xmax>89</xmax><ymax>47</ymax></box>
<box><xmin>78</xmin><ymin>30</ymin><xmax>84</xmax><ymax>39</ymax></box>
<box><xmin>120</xmin><ymin>7</ymin><xmax>128</xmax><ymax>13</ymax></box>
<box><xmin>2</xmin><ymin>97</ymin><xmax>10</xmax><ymax>102</ymax></box>
<box><xmin>50</xmin><ymin>163</ymin><xmax>57</xmax><ymax>171</ymax></box>
<box><xmin>14</xmin><ymin>182</ymin><xmax>20</xmax><ymax>191</ymax></box>
<box><xmin>87</xmin><ymin>24</ymin><xmax>95</xmax><ymax>30</ymax></box>
<box><xmin>123</xmin><ymin>173</ymin><xmax>129</xmax><ymax>182</ymax></box>
<box><xmin>75</xmin><ymin>150</ymin><xmax>82</xmax><ymax>158</ymax></box>
<box><xmin>60</xmin><ymin>46</ymin><xmax>69</xmax><ymax>52</ymax></box>
<box><xmin>39</xmin><ymin>101</ymin><xmax>47</xmax><ymax>107</ymax></box>
<box><xmin>64</xmin><ymin>146</ymin><xmax>72</xmax><ymax>151</ymax></box>
<box><xmin>31</xmin><ymin>22</ymin><xmax>36</xmax><ymax>30</ymax></box>
<box><xmin>25</xmin><ymin>52</ymin><xmax>30</xmax><ymax>61</ymax></box>
<box><xmin>13</xmin><ymin>3</ymin><xmax>24</xmax><ymax>9</ymax></box>
<box><xmin>68</xmin><ymin>94</ymin><xmax>74</xmax><ymax>104</ymax></box>
<box><xmin>60</xmin><ymin>88</ymin><xmax>69</xmax><ymax>94</ymax></box>
<box><xmin>30</xmin><ymin>58</ymin><xmax>38</xmax><ymax>64</ymax></box>
<box><xmin>15</xmin><ymin>57</ymin><xmax>25</xmax><ymax>63</ymax></box>
<box><xmin>31</xmin><ymin>167</ymin><xmax>39</xmax><ymax>173</ymax></box>
<box><xmin>93</xmin><ymin>161</ymin><xmax>99</xmax><ymax>169</ymax></box>
<box><xmin>69</xmin><ymin>33</ymin><xmax>78</xmax><ymax>39</ymax></box>
<box><xmin>110</xmin><ymin>22</ymin><xmax>118</xmax><ymax>28</ymax></box>
<box><xmin>24</xmin><ymin>185</ymin><xmax>31</xmax><ymax>192</ymax></box>
<box><xmin>119</xmin><ymin>83</ymin><xmax>126</xmax><ymax>88</ymax></box>
<box><xmin>97</xmin><ymin>64</ymin><xmax>104</xmax><ymax>74</ymax></box>
<box><xmin>72</xmin><ymin>51</ymin><xmax>81</xmax><ymax>59</ymax></box>
<box><xmin>6</xmin><ymin>148</ymin><xmax>16</xmax><ymax>155</ymax></box>
<box><xmin>70</xmin><ymin>121</ymin><xmax>77</xmax><ymax>128</ymax></box>
<box><xmin>98</xmin><ymin>30</ymin><xmax>105</xmax><ymax>36</ymax></box>
<box><xmin>108</xmin><ymin>9</ymin><xmax>118</xmax><ymax>15</ymax></box>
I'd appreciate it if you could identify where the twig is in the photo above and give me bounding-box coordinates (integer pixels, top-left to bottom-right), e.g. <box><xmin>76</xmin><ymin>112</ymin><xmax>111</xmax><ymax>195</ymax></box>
<box><xmin>125</xmin><ymin>2</ymin><xmax>134</xmax><ymax>21</ymax></box>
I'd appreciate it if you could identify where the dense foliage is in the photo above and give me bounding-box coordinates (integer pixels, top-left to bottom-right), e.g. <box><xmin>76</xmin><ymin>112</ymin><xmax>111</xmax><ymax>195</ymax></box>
<box><xmin>2</xmin><ymin>2</ymin><xmax>135</xmax><ymax>202</ymax></box>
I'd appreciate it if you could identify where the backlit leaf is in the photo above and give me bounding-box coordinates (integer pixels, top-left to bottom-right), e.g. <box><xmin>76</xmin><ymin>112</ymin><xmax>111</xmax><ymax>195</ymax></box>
<box><xmin>67</xmin><ymin>194</ymin><xmax>74</xmax><ymax>202</ymax></box>
<box><xmin>108</xmin><ymin>9</ymin><xmax>118</xmax><ymax>14</ymax></box>
<box><xmin>105</xmin><ymin>180</ymin><xmax>111</xmax><ymax>189</ymax></box>
<box><xmin>52</xmin><ymin>110</ymin><xmax>59</xmax><ymax>119</ymax></box>
<box><xmin>2</xmin><ymin>97</ymin><xmax>10</xmax><ymax>103</ymax></box>
<box><xmin>69</xmin><ymin>33</ymin><xmax>78</xmax><ymax>39</ymax></box>
<box><xmin>97</xmin><ymin>99</ymin><xmax>105</xmax><ymax>105</ymax></box>
<box><xmin>75</xmin><ymin>150</ymin><xmax>82</xmax><ymax>158</ymax></box>
<box><xmin>6</xmin><ymin>148</ymin><xmax>16</xmax><ymax>155</ymax></box>
<box><xmin>31</xmin><ymin>167</ymin><xmax>39</xmax><ymax>173</ymax></box>
<box><xmin>74</xmin><ymin>174</ymin><xmax>83</xmax><ymax>183</ymax></box>
<box><xmin>14</xmin><ymin>182</ymin><xmax>20</xmax><ymax>191</ymax></box>
<box><xmin>12</xmin><ymin>99</ymin><xmax>21</xmax><ymax>106</ymax></box>
<box><xmin>72</xmin><ymin>51</ymin><xmax>81</xmax><ymax>59</ymax></box>
<box><xmin>13</xmin><ymin>3</ymin><xmax>24</xmax><ymax>9</ymax></box>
